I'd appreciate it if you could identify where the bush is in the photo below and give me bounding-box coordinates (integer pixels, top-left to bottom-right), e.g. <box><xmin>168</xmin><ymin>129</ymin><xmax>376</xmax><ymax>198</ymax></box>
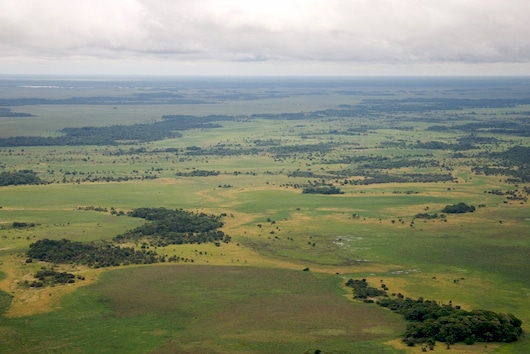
<box><xmin>442</xmin><ymin>202</ymin><xmax>475</xmax><ymax>214</ymax></box>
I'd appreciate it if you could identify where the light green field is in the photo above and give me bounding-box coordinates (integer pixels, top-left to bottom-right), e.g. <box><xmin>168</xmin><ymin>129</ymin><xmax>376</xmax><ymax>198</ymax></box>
<box><xmin>0</xmin><ymin>78</ymin><xmax>529</xmax><ymax>353</ymax></box>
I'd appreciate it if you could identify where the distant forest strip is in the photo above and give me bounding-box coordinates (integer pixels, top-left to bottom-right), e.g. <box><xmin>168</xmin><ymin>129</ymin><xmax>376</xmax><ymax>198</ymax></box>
<box><xmin>427</xmin><ymin>120</ymin><xmax>530</xmax><ymax>137</ymax></box>
<box><xmin>2</xmin><ymin>92</ymin><xmax>530</xmax><ymax>109</ymax></box>
<box><xmin>0</xmin><ymin>115</ymin><xmax>231</xmax><ymax>146</ymax></box>
<box><xmin>3</xmin><ymin>94</ymin><xmax>530</xmax><ymax>146</ymax></box>
<box><xmin>361</xmin><ymin>97</ymin><xmax>530</xmax><ymax>111</ymax></box>
<box><xmin>328</xmin><ymin>171</ymin><xmax>455</xmax><ymax>184</ymax></box>
<box><xmin>0</xmin><ymin>108</ymin><xmax>34</xmax><ymax>117</ymax></box>
<box><xmin>0</xmin><ymin>94</ymin><xmax>208</xmax><ymax>106</ymax></box>
<box><xmin>253</xmin><ymin>97</ymin><xmax>530</xmax><ymax>118</ymax></box>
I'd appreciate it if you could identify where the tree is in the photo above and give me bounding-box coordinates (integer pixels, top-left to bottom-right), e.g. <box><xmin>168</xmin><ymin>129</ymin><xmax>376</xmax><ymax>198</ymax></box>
<box><xmin>442</xmin><ymin>202</ymin><xmax>475</xmax><ymax>214</ymax></box>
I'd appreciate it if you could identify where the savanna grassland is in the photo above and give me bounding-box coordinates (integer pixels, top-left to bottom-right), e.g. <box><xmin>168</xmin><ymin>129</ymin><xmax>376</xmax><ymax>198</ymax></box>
<box><xmin>0</xmin><ymin>76</ymin><xmax>529</xmax><ymax>353</ymax></box>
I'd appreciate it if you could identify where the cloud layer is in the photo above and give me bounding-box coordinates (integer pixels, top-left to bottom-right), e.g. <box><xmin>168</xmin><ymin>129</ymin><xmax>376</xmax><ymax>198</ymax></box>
<box><xmin>1</xmin><ymin>0</ymin><xmax>530</xmax><ymax>75</ymax></box>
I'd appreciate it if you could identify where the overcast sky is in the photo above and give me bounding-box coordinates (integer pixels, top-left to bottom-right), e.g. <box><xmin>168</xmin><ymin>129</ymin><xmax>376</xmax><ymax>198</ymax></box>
<box><xmin>1</xmin><ymin>0</ymin><xmax>530</xmax><ymax>76</ymax></box>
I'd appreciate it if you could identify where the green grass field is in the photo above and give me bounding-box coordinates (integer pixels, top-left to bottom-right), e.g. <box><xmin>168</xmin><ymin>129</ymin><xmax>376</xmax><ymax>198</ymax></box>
<box><xmin>0</xmin><ymin>266</ymin><xmax>406</xmax><ymax>353</ymax></box>
<box><xmin>1</xmin><ymin>77</ymin><xmax>529</xmax><ymax>353</ymax></box>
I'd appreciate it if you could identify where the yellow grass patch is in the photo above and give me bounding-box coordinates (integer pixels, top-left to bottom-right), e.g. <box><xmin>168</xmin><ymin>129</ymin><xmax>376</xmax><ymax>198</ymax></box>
<box><xmin>386</xmin><ymin>338</ymin><xmax>499</xmax><ymax>353</ymax></box>
<box><xmin>0</xmin><ymin>254</ymin><xmax>103</xmax><ymax>318</ymax></box>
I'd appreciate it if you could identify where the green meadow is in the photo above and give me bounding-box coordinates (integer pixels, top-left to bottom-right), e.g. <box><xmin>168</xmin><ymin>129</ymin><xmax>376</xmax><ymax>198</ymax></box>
<box><xmin>0</xmin><ymin>266</ymin><xmax>407</xmax><ymax>353</ymax></box>
<box><xmin>0</xmin><ymin>77</ymin><xmax>529</xmax><ymax>353</ymax></box>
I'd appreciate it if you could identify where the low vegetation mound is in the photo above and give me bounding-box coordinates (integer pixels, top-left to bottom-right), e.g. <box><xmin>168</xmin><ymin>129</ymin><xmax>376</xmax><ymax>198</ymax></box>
<box><xmin>345</xmin><ymin>279</ymin><xmax>523</xmax><ymax>347</ymax></box>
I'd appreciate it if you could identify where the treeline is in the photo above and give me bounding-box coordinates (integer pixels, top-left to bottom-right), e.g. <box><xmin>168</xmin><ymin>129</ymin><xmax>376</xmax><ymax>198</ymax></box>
<box><xmin>412</xmin><ymin>141</ymin><xmax>476</xmax><ymax>151</ymax></box>
<box><xmin>0</xmin><ymin>108</ymin><xmax>34</xmax><ymax>117</ymax></box>
<box><xmin>429</xmin><ymin>120</ymin><xmax>530</xmax><ymax>137</ymax></box>
<box><xmin>175</xmin><ymin>170</ymin><xmax>220</xmax><ymax>177</ymax></box>
<box><xmin>269</xmin><ymin>143</ymin><xmax>334</xmax><ymax>157</ymax></box>
<box><xmin>72</xmin><ymin>174</ymin><xmax>158</xmax><ymax>183</ymax></box>
<box><xmin>339</xmin><ymin>172</ymin><xmax>455</xmax><ymax>185</ymax></box>
<box><xmin>414</xmin><ymin>213</ymin><xmax>442</xmax><ymax>220</ymax></box>
<box><xmin>302</xmin><ymin>184</ymin><xmax>344</xmax><ymax>195</ymax></box>
<box><xmin>345</xmin><ymin>278</ymin><xmax>387</xmax><ymax>298</ymax></box>
<box><xmin>114</xmin><ymin>207</ymin><xmax>231</xmax><ymax>247</ymax></box>
<box><xmin>380</xmin><ymin>297</ymin><xmax>523</xmax><ymax>345</ymax></box>
<box><xmin>338</xmin><ymin>156</ymin><xmax>440</xmax><ymax>170</ymax></box>
<box><xmin>0</xmin><ymin>94</ymin><xmax>208</xmax><ymax>106</ymax></box>
<box><xmin>345</xmin><ymin>279</ymin><xmax>523</xmax><ymax>347</ymax></box>
<box><xmin>249</xmin><ymin>97</ymin><xmax>527</xmax><ymax>121</ymax></box>
<box><xmin>184</xmin><ymin>145</ymin><xmax>261</xmax><ymax>157</ymax></box>
<box><xmin>0</xmin><ymin>128</ymin><xmax>179</xmax><ymax>147</ymax></box>
<box><xmin>287</xmin><ymin>170</ymin><xmax>329</xmax><ymax>179</ymax></box>
<box><xmin>363</xmin><ymin>97</ymin><xmax>530</xmax><ymax>112</ymax></box>
<box><xmin>442</xmin><ymin>202</ymin><xmax>475</xmax><ymax>214</ymax></box>
<box><xmin>0</xmin><ymin>115</ymin><xmax>227</xmax><ymax>147</ymax></box>
<box><xmin>247</xmin><ymin>98</ymin><xmax>530</xmax><ymax>123</ymax></box>
<box><xmin>0</xmin><ymin>169</ymin><xmax>45</xmax><ymax>186</ymax></box>
<box><xmin>27</xmin><ymin>239</ymin><xmax>159</xmax><ymax>268</ymax></box>
<box><xmin>12</xmin><ymin>222</ymin><xmax>36</xmax><ymax>228</ymax></box>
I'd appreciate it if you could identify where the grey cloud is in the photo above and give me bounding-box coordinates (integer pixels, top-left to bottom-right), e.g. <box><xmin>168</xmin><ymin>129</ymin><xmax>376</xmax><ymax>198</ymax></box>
<box><xmin>1</xmin><ymin>0</ymin><xmax>530</xmax><ymax>74</ymax></box>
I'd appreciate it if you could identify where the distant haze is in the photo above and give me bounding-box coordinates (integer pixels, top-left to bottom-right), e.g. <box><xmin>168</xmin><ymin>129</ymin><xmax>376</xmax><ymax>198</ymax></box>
<box><xmin>1</xmin><ymin>0</ymin><xmax>530</xmax><ymax>76</ymax></box>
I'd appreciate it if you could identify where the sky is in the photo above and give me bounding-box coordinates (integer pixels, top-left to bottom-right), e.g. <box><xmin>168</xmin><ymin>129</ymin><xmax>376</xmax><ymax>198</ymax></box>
<box><xmin>1</xmin><ymin>0</ymin><xmax>530</xmax><ymax>76</ymax></box>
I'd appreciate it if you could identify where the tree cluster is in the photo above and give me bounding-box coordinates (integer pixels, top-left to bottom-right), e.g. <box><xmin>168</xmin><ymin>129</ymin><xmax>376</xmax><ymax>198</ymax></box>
<box><xmin>342</xmin><ymin>172</ymin><xmax>454</xmax><ymax>185</ymax></box>
<box><xmin>479</xmin><ymin>145</ymin><xmax>530</xmax><ymax>182</ymax></box>
<box><xmin>28</xmin><ymin>269</ymin><xmax>77</xmax><ymax>288</ymax></box>
<box><xmin>175</xmin><ymin>170</ymin><xmax>220</xmax><ymax>177</ymax></box>
<box><xmin>451</xmin><ymin>120</ymin><xmax>530</xmax><ymax>137</ymax></box>
<box><xmin>345</xmin><ymin>278</ymin><xmax>386</xmax><ymax>299</ymax></box>
<box><xmin>412</xmin><ymin>140</ymin><xmax>476</xmax><ymax>151</ymax></box>
<box><xmin>343</xmin><ymin>155</ymin><xmax>439</xmax><ymax>170</ymax></box>
<box><xmin>442</xmin><ymin>202</ymin><xmax>475</xmax><ymax>214</ymax></box>
<box><xmin>378</xmin><ymin>297</ymin><xmax>523</xmax><ymax>345</ymax></box>
<box><xmin>345</xmin><ymin>278</ymin><xmax>523</xmax><ymax>346</ymax></box>
<box><xmin>414</xmin><ymin>213</ymin><xmax>441</xmax><ymax>220</ymax></box>
<box><xmin>12</xmin><ymin>221</ymin><xmax>36</xmax><ymax>228</ymax></box>
<box><xmin>114</xmin><ymin>207</ymin><xmax>230</xmax><ymax>246</ymax></box>
<box><xmin>27</xmin><ymin>239</ymin><xmax>159</xmax><ymax>268</ymax></box>
<box><xmin>0</xmin><ymin>169</ymin><xmax>45</xmax><ymax>186</ymax></box>
<box><xmin>302</xmin><ymin>184</ymin><xmax>344</xmax><ymax>195</ymax></box>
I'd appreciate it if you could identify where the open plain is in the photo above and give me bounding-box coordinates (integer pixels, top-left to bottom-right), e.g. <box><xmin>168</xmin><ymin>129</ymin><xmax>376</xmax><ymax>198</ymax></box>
<box><xmin>0</xmin><ymin>76</ymin><xmax>529</xmax><ymax>353</ymax></box>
